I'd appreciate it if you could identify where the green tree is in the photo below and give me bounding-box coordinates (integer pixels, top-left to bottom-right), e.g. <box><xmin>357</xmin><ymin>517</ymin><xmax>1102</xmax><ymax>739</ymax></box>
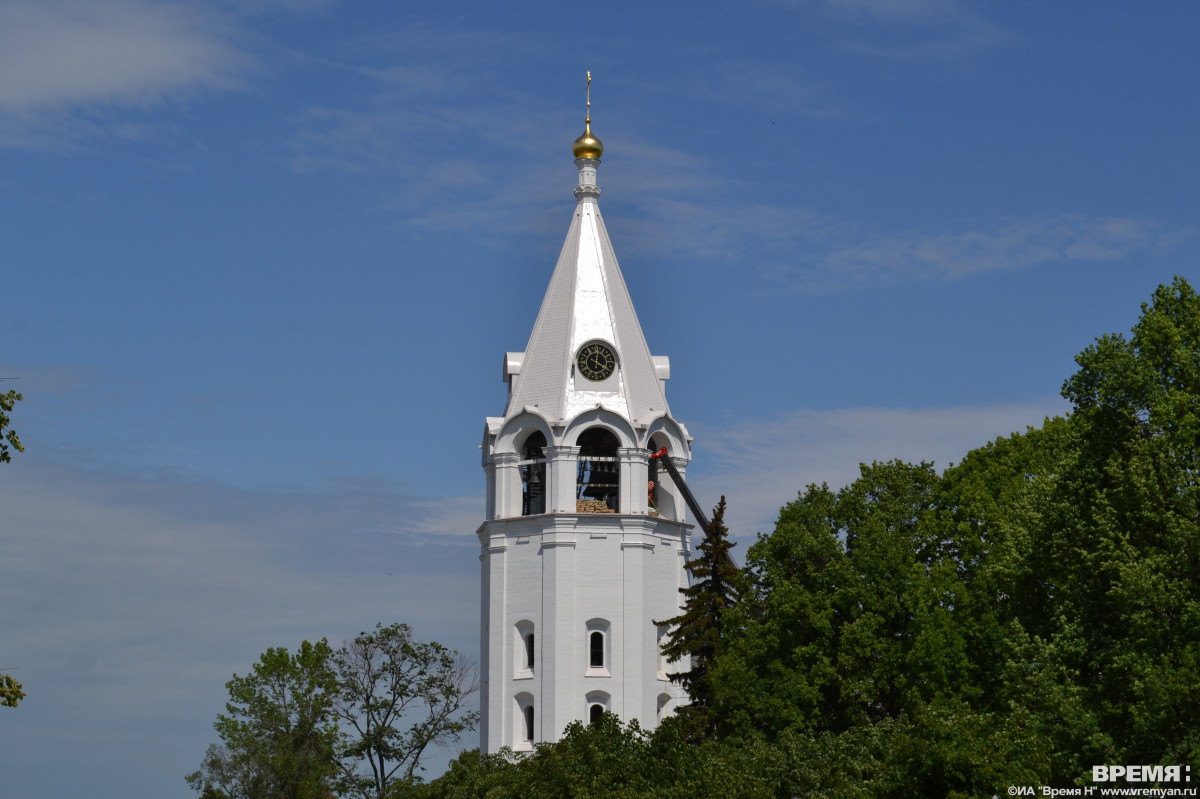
<box><xmin>331</xmin><ymin>623</ymin><xmax>479</xmax><ymax>798</ymax></box>
<box><xmin>934</xmin><ymin>276</ymin><xmax>1200</xmax><ymax>782</ymax></box>
<box><xmin>655</xmin><ymin>496</ymin><xmax>740</xmax><ymax>741</ymax></box>
<box><xmin>0</xmin><ymin>389</ymin><xmax>23</xmax><ymax>463</ymax></box>
<box><xmin>190</xmin><ymin>628</ymin><xmax>478</xmax><ymax>799</ymax></box>
<box><xmin>712</xmin><ymin>481</ymin><xmax>848</xmax><ymax>737</ymax></box>
<box><xmin>188</xmin><ymin>744</ymin><xmax>268</xmax><ymax>799</ymax></box>
<box><xmin>421</xmin><ymin>715</ymin><xmax>785</xmax><ymax>799</ymax></box>
<box><xmin>714</xmin><ymin>461</ymin><xmax>990</xmax><ymax>739</ymax></box>
<box><xmin>1016</xmin><ymin>275</ymin><xmax>1200</xmax><ymax>777</ymax></box>
<box><xmin>188</xmin><ymin>640</ymin><xmax>340</xmax><ymax>799</ymax></box>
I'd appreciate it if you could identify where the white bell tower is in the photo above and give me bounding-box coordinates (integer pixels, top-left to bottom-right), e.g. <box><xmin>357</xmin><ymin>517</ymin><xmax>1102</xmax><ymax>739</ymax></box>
<box><xmin>477</xmin><ymin>80</ymin><xmax>693</xmax><ymax>753</ymax></box>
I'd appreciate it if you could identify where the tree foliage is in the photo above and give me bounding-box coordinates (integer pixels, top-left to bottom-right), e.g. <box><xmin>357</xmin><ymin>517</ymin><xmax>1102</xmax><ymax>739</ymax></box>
<box><xmin>1027</xmin><ymin>275</ymin><xmax>1200</xmax><ymax>775</ymax></box>
<box><xmin>654</xmin><ymin>496</ymin><xmax>740</xmax><ymax>740</ymax></box>
<box><xmin>421</xmin><ymin>715</ymin><xmax>785</xmax><ymax>799</ymax></box>
<box><xmin>0</xmin><ymin>389</ymin><xmax>23</xmax><ymax>464</ymax></box>
<box><xmin>714</xmin><ymin>460</ymin><xmax>979</xmax><ymax>740</ymax></box>
<box><xmin>189</xmin><ymin>628</ymin><xmax>478</xmax><ymax>799</ymax></box>
<box><xmin>1</xmin><ymin>672</ymin><xmax>25</xmax><ymax>708</ymax></box>
<box><xmin>188</xmin><ymin>640</ymin><xmax>340</xmax><ymax>799</ymax></box>
<box><xmin>331</xmin><ymin>623</ymin><xmax>479</xmax><ymax>799</ymax></box>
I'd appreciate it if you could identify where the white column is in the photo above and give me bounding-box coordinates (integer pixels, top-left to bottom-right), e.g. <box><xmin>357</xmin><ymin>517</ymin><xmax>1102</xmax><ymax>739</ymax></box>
<box><xmin>484</xmin><ymin>536</ymin><xmax>508</xmax><ymax>752</ymax></box>
<box><xmin>493</xmin><ymin>452</ymin><xmax>520</xmax><ymax>518</ymax></box>
<box><xmin>621</xmin><ymin>536</ymin><xmax>651</xmax><ymax>725</ymax></box>
<box><xmin>483</xmin><ymin>461</ymin><xmax>496</xmax><ymax>521</ymax></box>
<box><xmin>478</xmin><ymin>544</ymin><xmax>490</xmax><ymax>747</ymax></box>
<box><xmin>618</xmin><ymin>447</ymin><xmax>649</xmax><ymax>515</ymax></box>
<box><xmin>671</xmin><ymin>528</ymin><xmax>690</xmax><ymax>706</ymax></box>
<box><xmin>544</xmin><ymin>445</ymin><xmax>580</xmax><ymax>514</ymax></box>
<box><xmin>670</xmin><ymin>457</ymin><xmax>690</xmax><ymax>524</ymax></box>
<box><xmin>541</xmin><ymin>536</ymin><xmax>577</xmax><ymax>740</ymax></box>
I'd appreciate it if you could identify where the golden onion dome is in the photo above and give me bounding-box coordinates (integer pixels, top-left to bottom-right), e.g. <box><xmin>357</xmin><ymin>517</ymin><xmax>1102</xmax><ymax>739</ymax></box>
<box><xmin>573</xmin><ymin>118</ymin><xmax>603</xmax><ymax>159</ymax></box>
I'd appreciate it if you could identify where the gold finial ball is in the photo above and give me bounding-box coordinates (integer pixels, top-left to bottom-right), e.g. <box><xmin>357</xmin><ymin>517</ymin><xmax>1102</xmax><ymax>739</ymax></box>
<box><xmin>572</xmin><ymin>120</ymin><xmax>604</xmax><ymax>159</ymax></box>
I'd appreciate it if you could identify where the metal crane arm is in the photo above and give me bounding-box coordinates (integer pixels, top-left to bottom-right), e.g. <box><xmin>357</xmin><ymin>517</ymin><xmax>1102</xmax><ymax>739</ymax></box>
<box><xmin>649</xmin><ymin>447</ymin><xmax>710</xmax><ymax>533</ymax></box>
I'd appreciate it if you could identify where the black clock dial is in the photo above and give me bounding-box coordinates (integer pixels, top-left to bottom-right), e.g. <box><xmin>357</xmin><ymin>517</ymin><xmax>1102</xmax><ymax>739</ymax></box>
<box><xmin>576</xmin><ymin>342</ymin><xmax>616</xmax><ymax>382</ymax></box>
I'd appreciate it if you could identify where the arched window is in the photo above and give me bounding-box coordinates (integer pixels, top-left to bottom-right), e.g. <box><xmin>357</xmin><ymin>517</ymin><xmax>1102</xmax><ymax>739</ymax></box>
<box><xmin>514</xmin><ymin>692</ymin><xmax>535</xmax><ymax>749</ymax></box>
<box><xmin>521</xmin><ymin>432</ymin><xmax>547</xmax><ymax>516</ymax></box>
<box><xmin>585</xmin><ymin>690</ymin><xmax>610</xmax><ymax>724</ymax></box>
<box><xmin>514</xmin><ymin>621</ymin><xmax>535</xmax><ymax>677</ymax></box>
<box><xmin>589</xmin><ymin>630</ymin><xmax>604</xmax><ymax>669</ymax></box>
<box><xmin>585</xmin><ymin>619</ymin><xmax>610</xmax><ymax>676</ymax></box>
<box><xmin>576</xmin><ymin>428</ymin><xmax>619</xmax><ymax>512</ymax></box>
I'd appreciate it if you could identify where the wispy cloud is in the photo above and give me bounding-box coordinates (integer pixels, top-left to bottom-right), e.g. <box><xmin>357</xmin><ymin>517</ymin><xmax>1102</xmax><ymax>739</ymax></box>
<box><xmin>235</xmin><ymin>0</ymin><xmax>340</xmax><ymax>16</ymax></box>
<box><xmin>607</xmin><ymin>195</ymin><xmax>1190</xmax><ymax>291</ymax></box>
<box><xmin>821</xmin><ymin>0</ymin><xmax>985</xmax><ymax>26</ymax></box>
<box><xmin>688</xmin><ymin>399</ymin><xmax>1069</xmax><ymax>539</ymax></box>
<box><xmin>812</xmin><ymin>0</ymin><xmax>1012</xmax><ymax>60</ymax></box>
<box><xmin>632</xmin><ymin>59</ymin><xmax>842</xmax><ymax>121</ymax></box>
<box><xmin>790</xmin><ymin>215</ymin><xmax>1190</xmax><ymax>290</ymax></box>
<box><xmin>281</xmin><ymin>93</ymin><xmax>581</xmax><ymax>243</ymax></box>
<box><xmin>279</xmin><ymin>90</ymin><xmax>1192</xmax><ymax>289</ymax></box>
<box><xmin>613</xmin><ymin>196</ymin><xmax>837</xmax><ymax>261</ymax></box>
<box><xmin>287</xmin><ymin>101</ymin><xmax>1190</xmax><ymax>288</ymax></box>
<box><xmin>0</xmin><ymin>0</ymin><xmax>248</xmax><ymax>148</ymax></box>
<box><xmin>263</xmin><ymin>9</ymin><xmax>1172</xmax><ymax>297</ymax></box>
<box><xmin>0</xmin><ymin>1</ymin><xmax>245</xmax><ymax>112</ymax></box>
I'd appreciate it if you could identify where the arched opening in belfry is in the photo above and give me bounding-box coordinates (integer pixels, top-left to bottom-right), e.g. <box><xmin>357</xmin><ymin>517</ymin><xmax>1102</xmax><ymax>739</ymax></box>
<box><xmin>521</xmin><ymin>431</ymin><xmax>547</xmax><ymax>516</ymax></box>
<box><xmin>647</xmin><ymin>433</ymin><xmax>678</xmax><ymax>520</ymax></box>
<box><xmin>576</xmin><ymin>427</ymin><xmax>619</xmax><ymax>512</ymax></box>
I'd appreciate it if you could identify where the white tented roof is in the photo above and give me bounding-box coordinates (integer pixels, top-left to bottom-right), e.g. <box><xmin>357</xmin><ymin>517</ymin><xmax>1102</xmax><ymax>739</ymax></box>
<box><xmin>503</xmin><ymin>180</ymin><xmax>670</xmax><ymax>430</ymax></box>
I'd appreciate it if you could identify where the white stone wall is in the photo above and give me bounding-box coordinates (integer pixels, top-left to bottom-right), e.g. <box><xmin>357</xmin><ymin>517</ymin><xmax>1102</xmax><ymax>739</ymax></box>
<box><xmin>477</xmin><ymin>513</ymin><xmax>691</xmax><ymax>753</ymax></box>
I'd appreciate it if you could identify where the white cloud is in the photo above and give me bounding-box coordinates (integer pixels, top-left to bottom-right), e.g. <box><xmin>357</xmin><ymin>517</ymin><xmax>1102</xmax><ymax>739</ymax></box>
<box><xmin>0</xmin><ymin>0</ymin><xmax>251</xmax><ymax>150</ymax></box>
<box><xmin>606</xmin><ymin>199</ymin><xmax>1188</xmax><ymax>292</ymax></box>
<box><xmin>275</xmin><ymin>94</ymin><xmax>1191</xmax><ymax>289</ymax></box>
<box><xmin>612</xmin><ymin>196</ymin><xmax>837</xmax><ymax>261</ymax></box>
<box><xmin>687</xmin><ymin>398</ymin><xmax>1069</xmax><ymax>540</ymax></box>
<box><xmin>0</xmin><ymin>1</ymin><xmax>246</xmax><ymax>113</ymax></box>
<box><xmin>821</xmin><ymin>0</ymin><xmax>978</xmax><ymax>25</ymax></box>
<box><xmin>235</xmin><ymin>0</ymin><xmax>339</xmax><ymax>15</ymax></box>
<box><xmin>798</xmin><ymin>215</ymin><xmax>1184</xmax><ymax>289</ymax></box>
<box><xmin>814</xmin><ymin>0</ymin><xmax>1012</xmax><ymax>60</ymax></box>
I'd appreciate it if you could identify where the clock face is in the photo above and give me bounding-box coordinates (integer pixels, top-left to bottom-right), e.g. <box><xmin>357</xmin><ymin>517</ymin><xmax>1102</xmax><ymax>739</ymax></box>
<box><xmin>577</xmin><ymin>342</ymin><xmax>617</xmax><ymax>382</ymax></box>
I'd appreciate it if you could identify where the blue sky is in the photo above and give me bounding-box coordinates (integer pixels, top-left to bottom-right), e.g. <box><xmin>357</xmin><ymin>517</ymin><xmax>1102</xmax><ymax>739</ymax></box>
<box><xmin>1</xmin><ymin>1</ymin><xmax>1197</xmax><ymax>796</ymax></box>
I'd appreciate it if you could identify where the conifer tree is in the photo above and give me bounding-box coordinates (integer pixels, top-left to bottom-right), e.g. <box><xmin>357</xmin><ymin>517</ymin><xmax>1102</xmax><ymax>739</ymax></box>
<box><xmin>654</xmin><ymin>496</ymin><xmax>739</xmax><ymax>740</ymax></box>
